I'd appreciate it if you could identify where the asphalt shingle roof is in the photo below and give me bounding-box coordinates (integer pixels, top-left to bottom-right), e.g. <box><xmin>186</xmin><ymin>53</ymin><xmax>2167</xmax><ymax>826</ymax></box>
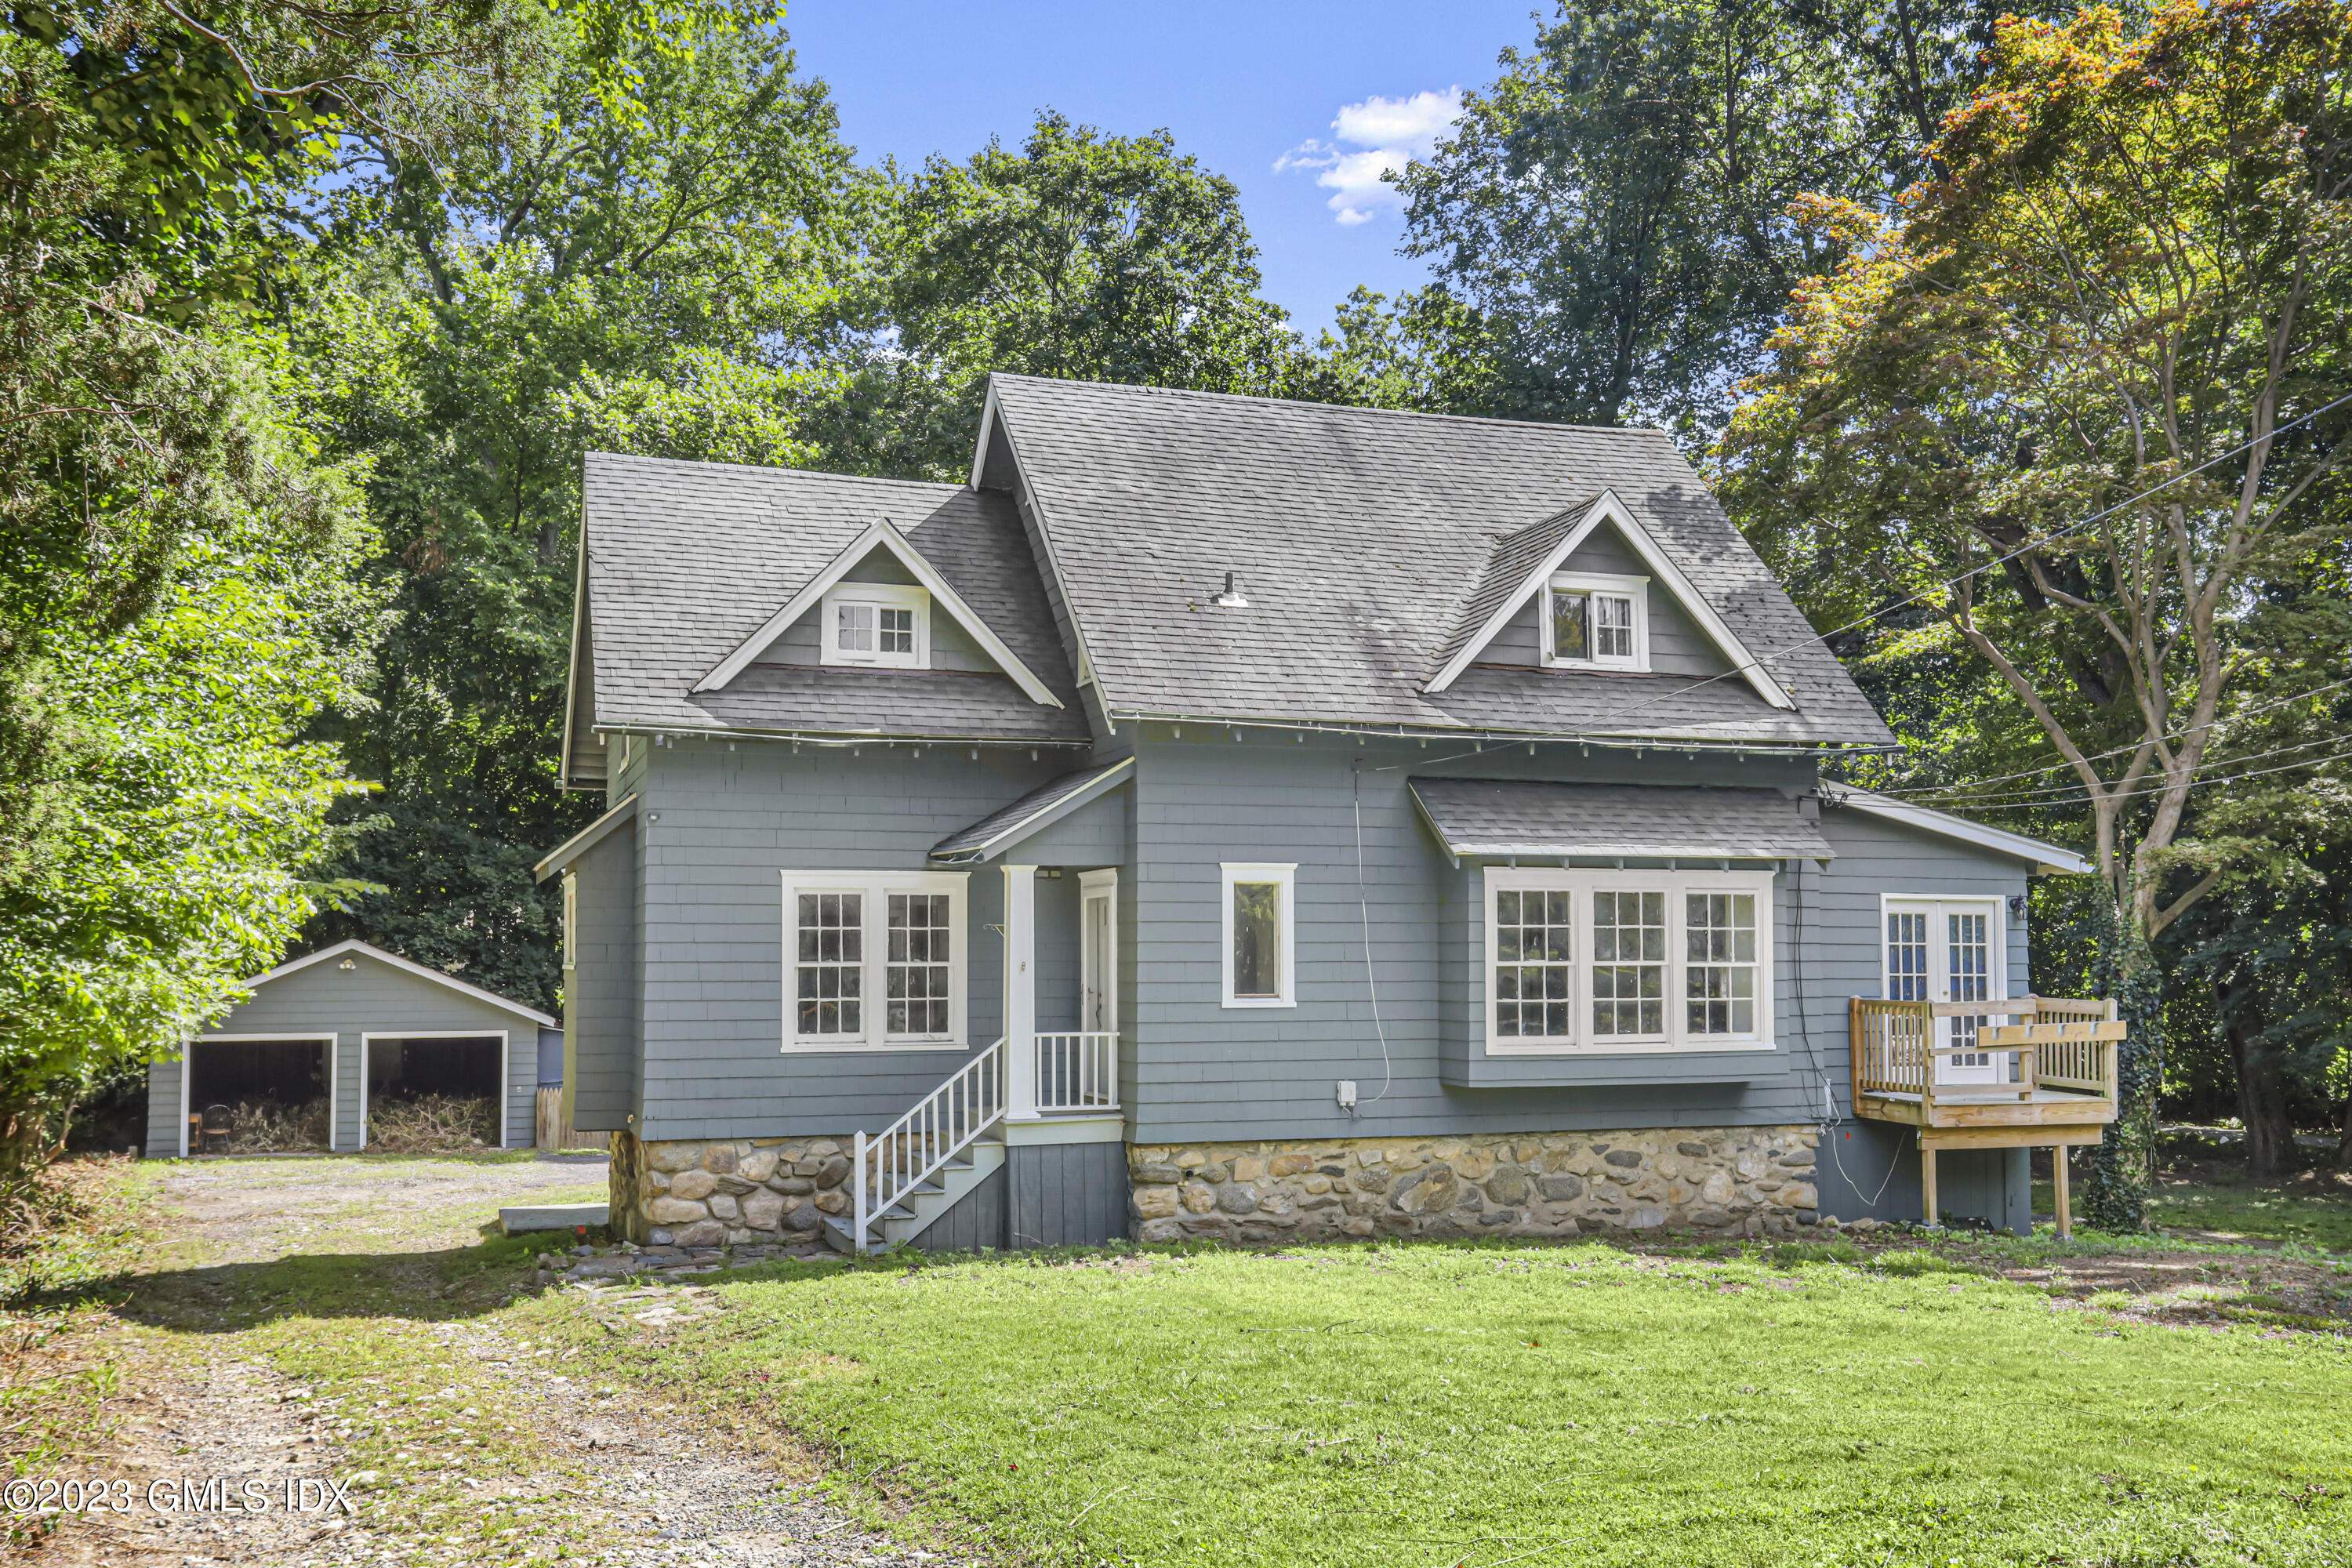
<box><xmin>579</xmin><ymin>453</ymin><xmax>1087</xmax><ymax>742</ymax></box>
<box><xmin>987</xmin><ymin>376</ymin><xmax>1892</xmax><ymax>746</ymax></box>
<box><xmin>1411</xmin><ymin>779</ymin><xmax>1835</xmax><ymax>861</ymax></box>
<box><xmin>929</xmin><ymin>758</ymin><xmax>1132</xmax><ymax>861</ymax></box>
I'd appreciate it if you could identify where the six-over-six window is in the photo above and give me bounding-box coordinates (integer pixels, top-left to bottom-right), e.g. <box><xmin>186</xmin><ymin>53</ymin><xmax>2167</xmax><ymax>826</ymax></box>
<box><xmin>782</xmin><ymin>871</ymin><xmax>967</xmax><ymax>1049</ymax></box>
<box><xmin>1487</xmin><ymin>869</ymin><xmax>1773</xmax><ymax>1051</ymax></box>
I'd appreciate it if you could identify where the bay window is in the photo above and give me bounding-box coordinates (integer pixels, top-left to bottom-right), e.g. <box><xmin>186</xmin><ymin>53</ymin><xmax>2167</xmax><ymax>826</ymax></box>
<box><xmin>1485</xmin><ymin>869</ymin><xmax>1773</xmax><ymax>1053</ymax></box>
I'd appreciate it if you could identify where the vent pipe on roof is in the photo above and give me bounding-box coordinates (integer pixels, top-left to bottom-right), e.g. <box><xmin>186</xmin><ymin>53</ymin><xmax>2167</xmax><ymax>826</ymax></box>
<box><xmin>1211</xmin><ymin>572</ymin><xmax>1249</xmax><ymax>608</ymax></box>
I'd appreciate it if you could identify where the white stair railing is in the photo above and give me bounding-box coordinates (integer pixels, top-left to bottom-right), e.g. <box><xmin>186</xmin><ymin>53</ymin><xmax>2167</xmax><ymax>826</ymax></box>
<box><xmin>853</xmin><ymin>1037</ymin><xmax>1007</xmax><ymax>1253</ymax></box>
<box><xmin>1035</xmin><ymin>1031</ymin><xmax>1119</xmax><ymax>1111</ymax></box>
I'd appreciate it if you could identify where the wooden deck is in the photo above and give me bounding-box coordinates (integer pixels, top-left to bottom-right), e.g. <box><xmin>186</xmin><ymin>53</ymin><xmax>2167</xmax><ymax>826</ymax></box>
<box><xmin>1849</xmin><ymin>996</ymin><xmax>2124</xmax><ymax>1235</ymax></box>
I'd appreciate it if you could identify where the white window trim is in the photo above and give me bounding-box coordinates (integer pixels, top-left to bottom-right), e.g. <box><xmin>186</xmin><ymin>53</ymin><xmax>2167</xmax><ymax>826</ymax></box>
<box><xmin>1542</xmin><ymin>572</ymin><xmax>1651</xmax><ymax>672</ymax></box>
<box><xmin>819</xmin><ymin>583</ymin><xmax>930</xmax><ymax>670</ymax></box>
<box><xmin>1079</xmin><ymin>868</ymin><xmax>1119</xmax><ymax>1035</ymax></box>
<box><xmin>1220</xmin><ymin>862</ymin><xmax>1297</xmax><ymax>1009</ymax></box>
<box><xmin>782</xmin><ymin>869</ymin><xmax>970</xmax><ymax>1051</ymax></box>
<box><xmin>1483</xmin><ymin>866</ymin><xmax>1776</xmax><ymax>1054</ymax></box>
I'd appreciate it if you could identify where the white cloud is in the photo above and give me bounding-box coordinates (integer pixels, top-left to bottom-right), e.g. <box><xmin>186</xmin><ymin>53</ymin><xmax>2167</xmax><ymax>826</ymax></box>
<box><xmin>1275</xmin><ymin>87</ymin><xmax>1462</xmax><ymax>226</ymax></box>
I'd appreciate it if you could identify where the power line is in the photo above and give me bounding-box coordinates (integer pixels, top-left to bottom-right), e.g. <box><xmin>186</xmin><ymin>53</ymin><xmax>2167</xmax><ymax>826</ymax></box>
<box><xmin>1868</xmin><ymin>672</ymin><xmax>2352</xmax><ymax>797</ymax></box>
<box><xmin>1897</xmin><ymin>728</ymin><xmax>2352</xmax><ymax>808</ymax></box>
<box><xmin>1885</xmin><ymin>739</ymin><xmax>2352</xmax><ymax>814</ymax></box>
<box><xmin>1573</xmin><ymin>387</ymin><xmax>2352</xmax><ymax>735</ymax></box>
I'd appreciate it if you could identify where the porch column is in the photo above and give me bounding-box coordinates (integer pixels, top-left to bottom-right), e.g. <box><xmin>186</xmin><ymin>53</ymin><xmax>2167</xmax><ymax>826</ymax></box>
<box><xmin>1004</xmin><ymin>863</ymin><xmax>1040</xmax><ymax>1121</ymax></box>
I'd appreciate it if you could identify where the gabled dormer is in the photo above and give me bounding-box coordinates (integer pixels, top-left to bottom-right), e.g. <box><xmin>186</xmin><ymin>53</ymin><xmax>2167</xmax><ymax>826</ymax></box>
<box><xmin>1425</xmin><ymin>490</ymin><xmax>1795</xmax><ymax>710</ymax></box>
<box><xmin>693</xmin><ymin>517</ymin><xmax>1063</xmax><ymax>709</ymax></box>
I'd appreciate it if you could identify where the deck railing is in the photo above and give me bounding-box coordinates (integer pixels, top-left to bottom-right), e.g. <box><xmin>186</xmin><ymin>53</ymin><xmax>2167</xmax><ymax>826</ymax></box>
<box><xmin>1850</xmin><ymin>996</ymin><xmax>2122</xmax><ymax>1109</ymax></box>
<box><xmin>1034</xmin><ymin>1030</ymin><xmax>1119</xmax><ymax>1112</ymax></box>
<box><xmin>853</xmin><ymin>1036</ymin><xmax>1007</xmax><ymax>1254</ymax></box>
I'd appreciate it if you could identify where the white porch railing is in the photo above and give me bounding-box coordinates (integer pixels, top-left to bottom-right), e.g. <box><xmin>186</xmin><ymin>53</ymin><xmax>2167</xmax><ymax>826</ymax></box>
<box><xmin>1035</xmin><ymin>1030</ymin><xmax>1119</xmax><ymax>1111</ymax></box>
<box><xmin>853</xmin><ymin>1036</ymin><xmax>1007</xmax><ymax>1254</ymax></box>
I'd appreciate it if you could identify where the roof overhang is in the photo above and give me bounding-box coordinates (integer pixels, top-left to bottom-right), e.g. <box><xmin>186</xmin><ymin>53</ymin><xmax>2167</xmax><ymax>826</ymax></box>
<box><xmin>533</xmin><ymin>793</ymin><xmax>638</xmax><ymax>884</ymax></box>
<box><xmin>930</xmin><ymin>757</ymin><xmax>1134</xmax><ymax>863</ymax></box>
<box><xmin>690</xmin><ymin>517</ymin><xmax>1064</xmax><ymax>710</ymax></box>
<box><xmin>1425</xmin><ymin>490</ymin><xmax>1795</xmax><ymax>711</ymax></box>
<box><xmin>235</xmin><ymin>939</ymin><xmax>557</xmax><ymax>1029</ymax></box>
<box><xmin>1410</xmin><ymin>779</ymin><xmax>1834</xmax><ymax>869</ymax></box>
<box><xmin>1821</xmin><ymin>786</ymin><xmax>2093</xmax><ymax>875</ymax></box>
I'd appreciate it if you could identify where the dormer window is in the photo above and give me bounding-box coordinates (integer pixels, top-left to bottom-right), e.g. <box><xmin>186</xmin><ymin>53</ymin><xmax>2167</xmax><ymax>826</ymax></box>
<box><xmin>821</xmin><ymin>584</ymin><xmax>928</xmax><ymax>669</ymax></box>
<box><xmin>1544</xmin><ymin>573</ymin><xmax>1648</xmax><ymax>671</ymax></box>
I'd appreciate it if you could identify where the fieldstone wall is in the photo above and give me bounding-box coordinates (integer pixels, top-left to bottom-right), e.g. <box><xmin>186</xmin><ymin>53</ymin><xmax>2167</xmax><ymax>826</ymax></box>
<box><xmin>1127</xmin><ymin>1126</ymin><xmax>1820</xmax><ymax>1244</ymax></box>
<box><xmin>607</xmin><ymin>1131</ymin><xmax>851</xmax><ymax>1247</ymax></box>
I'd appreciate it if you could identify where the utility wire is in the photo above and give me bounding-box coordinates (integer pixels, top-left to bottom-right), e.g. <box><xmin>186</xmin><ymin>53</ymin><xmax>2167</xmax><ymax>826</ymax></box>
<box><xmin>1570</xmin><ymin>387</ymin><xmax>2352</xmax><ymax>735</ymax></box>
<box><xmin>1898</xmin><ymin>728</ymin><xmax>2352</xmax><ymax>808</ymax></box>
<box><xmin>1855</xmin><ymin>739</ymin><xmax>2352</xmax><ymax>813</ymax></box>
<box><xmin>1868</xmin><ymin>672</ymin><xmax>2352</xmax><ymax>797</ymax></box>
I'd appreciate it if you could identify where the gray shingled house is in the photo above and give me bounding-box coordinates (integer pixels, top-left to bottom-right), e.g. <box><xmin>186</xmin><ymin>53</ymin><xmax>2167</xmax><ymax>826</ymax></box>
<box><xmin>535</xmin><ymin>375</ymin><xmax>2122</xmax><ymax>1254</ymax></box>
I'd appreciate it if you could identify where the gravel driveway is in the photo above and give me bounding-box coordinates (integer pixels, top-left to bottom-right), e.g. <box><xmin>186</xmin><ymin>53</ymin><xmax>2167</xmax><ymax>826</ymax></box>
<box><xmin>42</xmin><ymin>1155</ymin><xmax>983</xmax><ymax>1568</ymax></box>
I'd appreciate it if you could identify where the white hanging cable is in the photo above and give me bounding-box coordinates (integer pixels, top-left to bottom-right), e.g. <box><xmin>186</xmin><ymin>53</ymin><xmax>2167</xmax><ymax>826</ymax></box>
<box><xmin>1350</xmin><ymin>760</ymin><xmax>1394</xmax><ymax>1110</ymax></box>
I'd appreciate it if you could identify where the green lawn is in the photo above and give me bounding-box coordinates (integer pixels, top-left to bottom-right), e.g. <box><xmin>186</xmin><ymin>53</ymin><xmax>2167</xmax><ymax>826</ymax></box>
<box><xmin>524</xmin><ymin>1241</ymin><xmax>2352</xmax><ymax>1567</ymax></box>
<box><xmin>2033</xmin><ymin>1169</ymin><xmax>2352</xmax><ymax>1254</ymax></box>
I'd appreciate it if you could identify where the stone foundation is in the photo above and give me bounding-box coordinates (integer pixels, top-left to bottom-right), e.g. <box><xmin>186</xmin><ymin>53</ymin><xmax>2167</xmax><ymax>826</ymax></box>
<box><xmin>1127</xmin><ymin>1126</ymin><xmax>1819</xmax><ymax>1245</ymax></box>
<box><xmin>608</xmin><ymin>1131</ymin><xmax>851</xmax><ymax>1247</ymax></box>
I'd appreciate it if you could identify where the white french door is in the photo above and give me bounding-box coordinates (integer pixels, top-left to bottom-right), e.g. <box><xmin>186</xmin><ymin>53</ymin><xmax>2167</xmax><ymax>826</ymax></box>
<box><xmin>1080</xmin><ymin>870</ymin><xmax>1117</xmax><ymax>1034</ymax></box>
<box><xmin>1883</xmin><ymin>898</ymin><xmax>2002</xmax><ymax>1085</ymax></box>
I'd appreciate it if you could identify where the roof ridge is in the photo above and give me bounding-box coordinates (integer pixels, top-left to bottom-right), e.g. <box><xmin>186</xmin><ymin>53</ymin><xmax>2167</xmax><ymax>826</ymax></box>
<box><xmin>585</xmin><ymin>450</ymin><xmax>967</xmax><ymax>493</ymax></box>
<box><xmin>988</xmin><ymin>374</ymin><xmax>1674</xmax><ymax>441</ymax></box>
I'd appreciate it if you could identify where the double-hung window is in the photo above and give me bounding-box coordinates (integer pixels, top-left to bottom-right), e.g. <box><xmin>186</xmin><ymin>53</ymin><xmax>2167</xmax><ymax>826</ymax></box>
<box><xmin>820</xmin><ymin>583</ymin><xmax>929</xmax><ymax>669</ymax></box>
<box><xmin>1486</xmin><ymin>869</ymin><xmax>1773</xmax><ymax>1053</ymax></box>
<box><xmin>783</xmin><ymin>871</ymin><xmax>967</xmax><ymax>1049</ymax></box>
<box><xmin>1544</xmin><ymin>572</ymin><xmax>1649</xmax><ymax>671</ymax></box>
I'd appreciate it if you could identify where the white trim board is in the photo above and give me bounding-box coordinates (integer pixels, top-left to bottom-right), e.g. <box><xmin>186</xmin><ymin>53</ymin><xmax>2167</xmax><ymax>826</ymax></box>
<box><xmin>361</xmin><ymin>1030</ymin><xmax>514</xmax><ymax>1151</ymax></box>
<box><xmin>691</xmin><ymin>515</ymin><xmax>1064</xmax><ymax>708</ymax></box>
<box><xmin>1425</xmin><ymin>490</ymin><xmax>1795</xmax><ymax>710</ymax></box>
<box><xmin>1826</xmin><ymin>786</ymin><xmax>2092</xmax><ymax>876</ymax></box>
<box><xmin>534</xmin><ymin>792</ymin><xmax>638</xmax><ymax>884</ymax></box>
<box><xmin>236</xmin><ymin>939</ymin><xmax>557</xmax><ymax>1029</ymax></box>
<box><xmin>181</xmin><ymin>1033</ymin><xmax>336</xmax><ymax>1157</ymax></box>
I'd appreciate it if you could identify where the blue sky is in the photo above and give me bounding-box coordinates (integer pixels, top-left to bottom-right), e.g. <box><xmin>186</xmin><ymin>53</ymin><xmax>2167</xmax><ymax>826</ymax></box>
<box><xmin>782</xmin><ymin>0</ymin><xmax>1545</xmax><ymax>338</ymax></box>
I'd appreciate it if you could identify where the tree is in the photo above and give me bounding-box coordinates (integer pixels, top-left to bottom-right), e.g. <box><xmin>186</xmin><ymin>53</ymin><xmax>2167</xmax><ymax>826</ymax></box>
<box><xmin>290</xmin><ymin>16</ymin><xmax>869</xmax><ymax>1008</ymax></box>
<box><xmin>877</xmin><ymin>111</ymin><xmax>1310</xmax><ymax>476</ymax></box>
<box><xmin>1390</xmin><ymin>0</ymin><xmax>1888</xmax><ymax>434</ymax></box>
<box><xmin>1719</xmin><ymin>0</ymin><xmax>2352</xmax><ymax>1224</ymax></box>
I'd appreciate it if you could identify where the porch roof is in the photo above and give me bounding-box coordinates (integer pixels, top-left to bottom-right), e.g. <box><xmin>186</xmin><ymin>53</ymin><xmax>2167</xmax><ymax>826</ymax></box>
<box><xmin>1409</xmin><ymin>778</ymin><xmax>1834</xmax><ymax>864</ymax></box>
<box><xmin>930</xmin><ymin>757</ymin><xmax>1133</xmax><ymax>863</ymax></box>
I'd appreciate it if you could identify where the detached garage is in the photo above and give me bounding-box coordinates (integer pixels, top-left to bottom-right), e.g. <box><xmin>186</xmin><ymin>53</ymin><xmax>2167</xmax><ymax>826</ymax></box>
<box><xmin>145</xmin><ymin>940</ymin><xmax>557</xmax><ymax>1158</ymax></box>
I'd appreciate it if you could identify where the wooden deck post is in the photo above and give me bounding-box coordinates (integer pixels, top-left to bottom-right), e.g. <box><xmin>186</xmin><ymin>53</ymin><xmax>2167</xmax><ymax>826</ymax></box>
<box><xmin>1921</xmin><ymin>1145</ymin><xmax>1939</xmax><ymax>1229</ymax></box>
<box><xmin>2052</xmin><ymin>1143</ymin><xmax>2071</xmax><ymax>1239</ymax></box>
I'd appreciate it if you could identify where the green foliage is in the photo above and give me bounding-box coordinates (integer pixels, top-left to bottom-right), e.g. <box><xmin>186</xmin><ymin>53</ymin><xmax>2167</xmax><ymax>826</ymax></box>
<box><xmin>877</xmin><ymin>110</ymin><xmax>1312</xmax><ymax>476</ymax></box>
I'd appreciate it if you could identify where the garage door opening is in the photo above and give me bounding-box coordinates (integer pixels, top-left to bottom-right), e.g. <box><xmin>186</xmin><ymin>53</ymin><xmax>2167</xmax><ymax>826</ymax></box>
<box><xmin>187</xmin><ymin>1040</ymin><xmax>330</xmax><ymax>1155</ymax></box>
<box><xmin>367</xmin><ymin>1036</ymin><xmax>503</xmax><ymax>1152</ymax></box>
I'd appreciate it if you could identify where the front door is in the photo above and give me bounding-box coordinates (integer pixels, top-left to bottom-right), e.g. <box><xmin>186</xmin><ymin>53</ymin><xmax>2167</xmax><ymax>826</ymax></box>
<box><xmin>1884</xmin><ymin>900</ymin><xmax>2002</xmax><ymax>1085</ymax></box>
<box><xmin>1080</xmin><ymin>870</ymin><xmax>1117</xmax><ymax>1034</ymax></box>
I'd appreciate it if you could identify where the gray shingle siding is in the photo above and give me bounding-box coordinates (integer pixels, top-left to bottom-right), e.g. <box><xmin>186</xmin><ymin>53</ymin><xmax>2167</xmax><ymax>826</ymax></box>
<box><xmin>568</xmin><ymin>813</ymin><xmax>640</xmax><ymax>1132</ymax></box>
<box><xmin>630</xmin><ymin>738</ymin><xmax>1089</xmax><ymax>1142</ymax></box>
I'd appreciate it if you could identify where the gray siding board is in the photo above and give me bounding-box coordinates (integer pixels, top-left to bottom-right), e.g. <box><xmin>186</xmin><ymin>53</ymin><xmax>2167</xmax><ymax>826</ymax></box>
<box><xmin>993</xmin><ymin>786</ymin><xmax>1129</xmax><ymax>869</ymax></box>
<box><xmin>1007</xmin><ymin>1141</ymin><xmax>1127</xmax><ymax>1247</ymax></box>
<box><xmin>146</xmin><ymin>1059</ymin><xmax>183</xmax><ymax>1157</ymax></box>
<box><xmin>632</xmin><ymin>738</ymin><xmax>1084</xmax><ymax>1140</ymax></box>
<box><xmin>569</xmin><ymin>815</ymin><xmax>641</xmax><ymax>1132</ymax></box>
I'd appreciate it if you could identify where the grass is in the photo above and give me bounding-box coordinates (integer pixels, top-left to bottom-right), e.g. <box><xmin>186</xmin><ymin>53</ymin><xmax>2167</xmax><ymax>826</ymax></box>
<box><xmin>2031</xmin><ymin>1166</ymin><xmax>2352</xmax><ymax>1254</ymax></box>
<box><xmin>512</xmin><ymin>1240</ymin><xmax>2352</xmax><ymax>1568</ymax></box>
